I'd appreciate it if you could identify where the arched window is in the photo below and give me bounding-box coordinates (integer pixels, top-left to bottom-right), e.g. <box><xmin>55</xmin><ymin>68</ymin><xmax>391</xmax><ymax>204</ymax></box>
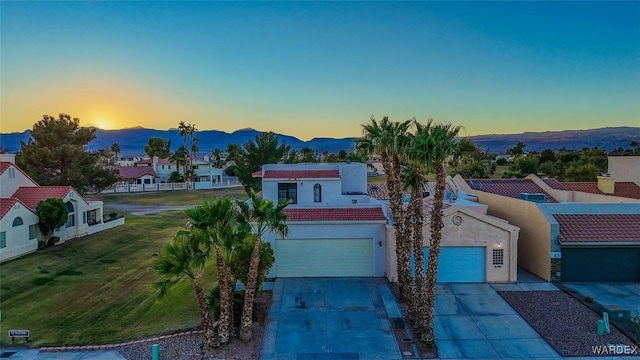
<box><xmin>13</xmin><ymin>217</ymin><xmax>23</xmax><ymax>227</ymax></box>
<box><xmin>65</xmin><ymin>201</ymin><xmax>75</xmax><ymax>228</ymax></box>
<box><xmin>314</xmin><ymin>183</ymin><xmax>322</xmax><ymax>203</ymax></box>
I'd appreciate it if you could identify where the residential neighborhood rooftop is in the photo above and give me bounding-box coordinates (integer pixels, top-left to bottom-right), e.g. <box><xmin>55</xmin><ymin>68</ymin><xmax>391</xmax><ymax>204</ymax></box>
<box><xmin>0</xmin><ymin>197</ymin><xmax>36</xmax><ymax>219</ymax></box>
<box><xmin>258</xmin><ymin>169</ymin><xmax>341</xmax><ymax>179</ymax></box>
<box><xmin>561</xmin><ymin>181</ymin><xmax>640</xmax><ymax>200</ymax></box>
<box><xmin>117</xmin><ymin>166</ymin><xmax>159</xmax><ymax>179</ymax></box>
<box><xmin>283</xmin><ymin>207</ymin><xmax>387</xmax><ymax>222</ymax></box>
<box><xmin>464</xmin><ymin>179</ymin><xmax>558</xmax><ymax>203</ymax></box>
<box><xmin>554</xmin><ymin>214</ymin><xmax>640</xmax><ymax>243</ymax></box>
<box><xmin>12</xmin><ymin>186</ymin><xmax>86</xmax><ymax>210</ymax></box>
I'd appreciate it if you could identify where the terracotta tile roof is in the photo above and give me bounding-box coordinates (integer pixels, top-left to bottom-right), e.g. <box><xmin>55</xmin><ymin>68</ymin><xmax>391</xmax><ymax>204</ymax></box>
<box><xmin>0</xmin><ymin>162</ymin><xmax>12</xmax><ymax>175</ymax></box>
<box><xmin>554</xmin><ymin>214</ymin><xmax>640</xmax><ymax>244</ymax></box>
<box><xmin>283</xmin><ymin>207</ymin><xmax>387</xmax><ymax>222</ymax></box>
<box><xmin>367</xmin><ymin>182</ymin><xmax>450</xmax><ymax>201</ymax></box>
<box><xmin>252</xmin><ymin>170</ymin><xmax>262</xmax><ymax>178</ymax></box>
<box><xmin>12</xmin><ymin>186</ymin><xmax>85</xmax><ymax>210</ymax></box>
<box><xmin>135</xmin><ymin>158</ymin><xmax>175</xmax><ymax>165</ymax></box>
<box><xmin>117</xmin><ymin>166</ymin><xmax>158</xmax><ymax>180</ymax></box>
<box><xmin>0</xmin><ymin>198</ymin><xmax>36</xmax><ymax>219</ymax></box>
<box><xmin>465</xmin><ymin>179</ymin><xmax>557</xmax><ymax>203</ymax></box>
<box><xmin>542</xmin><ymin>178</ymin><xmax>566</xmax><ymax>190</ymax></box>
<box><xmin>263</xmin><ymin>170</ymin><xmax>340</xmax><ymax>179</ymax></box>
<box><xmin>561</xmin><ymin>182</ymin><xmax>640</xmax><ymax>200</ymax></box>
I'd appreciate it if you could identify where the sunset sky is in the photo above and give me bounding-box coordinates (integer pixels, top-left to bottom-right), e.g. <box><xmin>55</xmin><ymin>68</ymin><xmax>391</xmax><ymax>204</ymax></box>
<box><xmin>1</xmin><ymin>1</ymin><xmax>639</xmax><ymax>140</ymax></box>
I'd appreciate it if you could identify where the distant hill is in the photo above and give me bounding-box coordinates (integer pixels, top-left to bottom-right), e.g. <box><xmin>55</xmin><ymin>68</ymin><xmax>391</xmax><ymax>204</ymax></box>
<box><xmin>1</xmin><ymin>126</ymin><xmax>638</xmax><ymax>156</ymax></box>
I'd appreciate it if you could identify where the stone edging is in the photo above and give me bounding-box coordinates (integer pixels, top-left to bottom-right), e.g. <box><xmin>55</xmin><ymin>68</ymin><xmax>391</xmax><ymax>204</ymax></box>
<box><xmin>38</xmin><ymin>330</ymin><xmax>204</xmax><ymax>352</ymax></box>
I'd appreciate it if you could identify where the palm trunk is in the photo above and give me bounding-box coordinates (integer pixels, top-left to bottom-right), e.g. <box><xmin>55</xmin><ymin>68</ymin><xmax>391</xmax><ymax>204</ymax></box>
<box><xmin>409</xmin><ymin>186</ymin><xmax>425</xmax><ymax>332</ymax></box>
<box><xmin>390</xmin><ymin>153</ymin><xmax>411</xmax><ymax>302</ymax></box>
<box><xmin>193</xmin><ymin>279</ymin><xmax>220</xmax><ymax>348</ymax></box>
<box><xmin>421</xmin><ymin>163</ymin><xmax>446</xmax><ymax>345</ymax></box>
<box><xmin>239</xmin><ymin>236</ymin><xmax>261</xmax><ymax>342</ymax></box>
<box><xmin>215</xmin><ymin>246</ymin><xmax>233</xmax><ymax>344</ymax></box>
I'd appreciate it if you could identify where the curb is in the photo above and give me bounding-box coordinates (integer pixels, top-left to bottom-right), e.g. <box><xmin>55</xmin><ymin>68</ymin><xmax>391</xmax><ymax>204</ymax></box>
<box><xmin>38</xmin><ymin>330</ymin><xmax>204</xmax><ymax>352</ymax></box>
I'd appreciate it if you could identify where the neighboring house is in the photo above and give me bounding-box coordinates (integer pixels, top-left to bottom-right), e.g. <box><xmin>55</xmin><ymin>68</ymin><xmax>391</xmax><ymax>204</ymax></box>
<box><xmin>116</xmin><ymin>166</ymin><xmax>159</xmax><ymax>185</ymax></box>
<box><xmin>135</xmin><ymin>156</ymin><xmax>223</xmax><ymax>184</ymax></box>
<box><xmin>0</xmin><ymin>154</ymin><xmax>124</xmax><ymax>263</ymax></box>
<box><xmin>369</xmin><ymin>183</ymin><xmax>519</xmax><ymax>283</ymax></box>
<box><xmin>257</xmin><ymin>163</ymin><xmax>519</xmax><ymax>283</ymax></box>
<box><xmin>452</xmin><ymin>173</ymin><xmax>640</xmax><ymax>282</ymax></box>
<box><xmin>607</xmin><ymin>155</ymin><xmax>640</xmax><ymax>182</ymax></box>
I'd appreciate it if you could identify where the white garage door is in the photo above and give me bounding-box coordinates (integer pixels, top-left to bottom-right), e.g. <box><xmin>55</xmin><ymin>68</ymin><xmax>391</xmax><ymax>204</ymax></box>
<box><xmin>275</xmin><ymin>238</ymin><xmax>374</xmax><ymax>277</ymax></box>
<box><xmin>413</xmin><ymin>246</ymin><xmax>486</xmax><ymax>283</ymax></box>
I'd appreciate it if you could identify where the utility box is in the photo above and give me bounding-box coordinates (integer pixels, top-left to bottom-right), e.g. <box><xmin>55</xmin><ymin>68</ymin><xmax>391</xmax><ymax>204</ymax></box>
<box><xmin>602</xmin><ymin>304</ymin><xmax>630</xmax><ymax>322</ymax></box>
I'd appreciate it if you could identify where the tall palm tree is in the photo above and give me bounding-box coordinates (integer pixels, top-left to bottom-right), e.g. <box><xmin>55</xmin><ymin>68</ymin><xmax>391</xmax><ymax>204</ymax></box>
<box><xmin>411</xmin><ymin>122</ymin><xmax>463</xmax><ymax>345</ymax></box>
<box><xmin>185</xmin><ymin>198</ymin><xmax>250</xmax><ymax>344</ymax></box>
<box><xmin>178</xmin><ymin>121</ymin><xmax>190</xmax><ymax>177</ymax></box>
<box><xmin>235</xmin><ymin>190</ymin><xmax>289</xmax><ymax>342</ymax></box>
<box><xmin>111</xmin><ymin>143</ymin><xmax>120</xmax><ymax>164</ymax></box>
<box><xmin>357</xmin><ymin>116</ymin><xmax>413</xmax><ymax>301</ymax></box>
<box><xmin>170</xmin><ymin>146</ymin><xmax>189</xmax><ymax>181</ymax></box>
<box><xmin>212</xmin><ymin>148</ymin><xmax>223</xmax><ymax>168</ymax></box>
<box><xmin>153</xmin><ymin>228</ymin><xmax>219</xmax><ymax>348</ymax></box>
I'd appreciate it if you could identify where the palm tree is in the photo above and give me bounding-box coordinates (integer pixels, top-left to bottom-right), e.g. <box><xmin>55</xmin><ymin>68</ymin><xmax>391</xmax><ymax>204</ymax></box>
<box><xmin>178</xmin><ymin>121</ymin><xmax>190</xmax><ymax>176</ymax></box>
<box><xmin>170</xmin><ymin>146</ymin><xmax>189</xmax><ymax>182</ymax></box>
<box><xmin>412</xmin><ymin>122</ymin><xmax>464</xmax><ymax>345</ymax></box>
<box><xmin>185</xmin><ymin>198</ymin><xmax>249</xmax><ymax>344</ymax></box>
<box><xmin>111</xmin><ymin>143</ymin><xmax>120</xmax><ymax>164</ymax></box>
<box><xmin>153</xmin><ymin>228</ymin><xmax>219</xmax><ymax>348</ymax></box>
<box><xmin>212</xmin><ymin>148</ymin><xmax>223</xmax><ymax>168</ymax></box>
<box><xmin>357</xmin><ymin>116</ymin><xmax>413</xmax><ymax>302</ymax></box>
<box><xmin>235</xmin><ymin>190</ymin><xmax>289</xmax><ymax>342</ymax></box>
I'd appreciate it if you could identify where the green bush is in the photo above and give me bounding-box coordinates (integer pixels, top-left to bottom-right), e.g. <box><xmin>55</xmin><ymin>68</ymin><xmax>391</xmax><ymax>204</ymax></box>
<box><xmin>47</xmin><ymin>236</ymin><xmax>60</xmax><ymax>247</ymax></box>
<box><xmin>109</xmin><ymin>212</ymin><xmax>118</xmax><ymax>219</ymax></box>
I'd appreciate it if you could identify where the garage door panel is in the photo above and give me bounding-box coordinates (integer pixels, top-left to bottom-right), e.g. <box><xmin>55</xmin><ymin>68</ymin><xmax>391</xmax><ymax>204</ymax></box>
<box><xmin>276</xmin><ymin>239</ymin><xmax>373</xmax><ymax>277</ymax></box>
<box><xmin>412</xmin><ymin>246</ymin><xmax>485</xmax><ymax>283</ymax></box>
<box><xmin>562</xmin><ymin>247</ymin><xmax>640</xmax><ymax>282</ymax></box>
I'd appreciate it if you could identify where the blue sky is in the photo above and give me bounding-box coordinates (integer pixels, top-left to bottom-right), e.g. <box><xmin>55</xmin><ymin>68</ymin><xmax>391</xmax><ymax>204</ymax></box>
<box><xmin>1</xmin><ymin>1</ymin><xmax>639</xmax><ymax>140</ymax></box>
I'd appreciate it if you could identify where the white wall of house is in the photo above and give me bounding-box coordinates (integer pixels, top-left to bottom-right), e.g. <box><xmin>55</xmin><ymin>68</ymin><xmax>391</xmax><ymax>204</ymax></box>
<box><xmin>0</xmin><ymin>163</ymin><xmax>38</xmax><ymax>198</ymax></box>
<box><xmin>52</xmin><ymin>193</ymin><xmax>105</xmax><ymax>243</ymax></box>
<box><xmin>385</xmin><ymin>206</ymin><xmax>519</xmax><ymax>283</ymax></box>
<box><xmin>608</xmin><ymin>156</ymin><xmax>640</xmax><ymax>182</ymax></box>
<box><xmin>263</xmin><ymin>221</ymin><xmax>387</xmax><ymax>277</ymax></box>
<box><xmin>135</xmin><ymin>174</ymin><xmax>157</xmax><ymax>184</ymax></box>
<box><xmin>0</xmin><ymin>203</ymin><xmax>39</xmax><ymax>262</ymax></box>
<box><xmin>339</xmin><ymin>163</ymin><xmax>367</xmax><ymax>194</ymax></box>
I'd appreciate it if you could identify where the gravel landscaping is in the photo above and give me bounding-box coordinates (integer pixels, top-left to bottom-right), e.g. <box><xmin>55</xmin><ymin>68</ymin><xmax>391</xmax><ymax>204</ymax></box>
<box><xmin>116</xmin><ymin>291</ymin><xmax>271</xmax><ymax>360</ymax></box>
<box><xmin>499</xmin><ymin>290</ymin><xmax>638</xmax><ymax>357</ymax></box>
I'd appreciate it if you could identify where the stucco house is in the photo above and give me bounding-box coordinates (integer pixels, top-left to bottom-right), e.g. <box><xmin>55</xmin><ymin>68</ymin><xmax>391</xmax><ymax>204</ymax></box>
<box><xmin>257</xmin><ymin>163</ymin><xmax>519</xmax><ymax>283</ymax></box>
<box><xmin>0</xmin><ymin>154</ymin><xmax>124</xmax><ymax>263</ymax></box>
<box><xmin>452</xmin><ymin>173</ymin><xmax>640</xmax><ymax>282</ymax></box>
<box><xmin>116</xmin><ymin>166</ymin><xmax>159</xmax><ymax>185</ymax></box>
<box><xmin>135</xmin><ymin>156</ymin><xmax>223</xmax><ymax>185</ymax></box>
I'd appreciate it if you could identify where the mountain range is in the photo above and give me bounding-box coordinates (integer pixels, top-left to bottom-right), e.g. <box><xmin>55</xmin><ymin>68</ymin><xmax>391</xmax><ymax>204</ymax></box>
<box><xmin>1</xmin><ymin>126</ymin><xmax>638</xmax><ymax>156</ymax></box>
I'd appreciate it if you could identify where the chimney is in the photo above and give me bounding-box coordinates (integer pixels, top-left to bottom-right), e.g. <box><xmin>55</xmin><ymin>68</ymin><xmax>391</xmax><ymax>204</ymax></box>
<box><xmin>153</xmin><ymin>156</ymin><xmax>159</xmax><ymax>172</ymax></box>
<box><xmin>0</xmin><ymin>154</ymin><xmax>16</xmax><ymax>164</ymax></box>
<box><xmin>597</xmin><ymin>174</ymin><xmax>615</xmax><ymax>194</ymax></box>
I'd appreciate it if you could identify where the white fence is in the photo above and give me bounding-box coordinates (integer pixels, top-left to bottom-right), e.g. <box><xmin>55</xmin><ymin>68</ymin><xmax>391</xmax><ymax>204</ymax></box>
<box><xmin>102</xmin><ymin>181</ymin><xmax>243</xmax><ymax>194</ymax></box>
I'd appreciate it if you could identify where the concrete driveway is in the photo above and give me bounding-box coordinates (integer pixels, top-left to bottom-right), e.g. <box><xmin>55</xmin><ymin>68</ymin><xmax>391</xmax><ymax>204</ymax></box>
<box><xmin>260</xmin><ymin>278</ymin><xmax>402</xmax><ymax>360</ymax></box>
<box><xmin>564</xmin><ymin>283</ymin><xmax>640</xmax><ymax>314</ymax></box>
<box><xmin>435</xmin><ymin>283</ymin><xmax>560</xmax><ymax>359</ymax></box>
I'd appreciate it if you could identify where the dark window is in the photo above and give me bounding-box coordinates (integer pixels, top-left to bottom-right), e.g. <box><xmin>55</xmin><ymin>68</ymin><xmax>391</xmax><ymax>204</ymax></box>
<box><xmin>13</xmin><ymin>217</ymin><xmax>23</xmax><ymax>227</ymax></box>
<box><xmin>314</xmin><ymin>183</ymin><xmax>322</xmax><ymax>202</ymax></box>
<box><xmin>278</xmin><ymin>183</ymin><xmax>297</xmax><ymax>204</ymax></box>
<box><xmin>66</xmin><ymin>201</ymin><xmax>75</xmax><ymax>228</ymax></box>
<box><xmin>493</xmin><ymin>249</ymin><xmax>504</xmax><ymax>266</ymax></box>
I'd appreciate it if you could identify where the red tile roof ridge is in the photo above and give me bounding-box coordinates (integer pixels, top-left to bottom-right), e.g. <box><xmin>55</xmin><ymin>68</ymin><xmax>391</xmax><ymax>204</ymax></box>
<box><xmin>0</xmin><ymin>197</ymin><xmax>37</xmax><ymax>219</ymax></box>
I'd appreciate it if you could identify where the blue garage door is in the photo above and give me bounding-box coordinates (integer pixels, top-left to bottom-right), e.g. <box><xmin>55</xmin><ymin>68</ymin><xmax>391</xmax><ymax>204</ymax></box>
<box><xmin>412</xmin><ymin>247</ymin><xmax>485</xmax><ymax>283</ymax></box>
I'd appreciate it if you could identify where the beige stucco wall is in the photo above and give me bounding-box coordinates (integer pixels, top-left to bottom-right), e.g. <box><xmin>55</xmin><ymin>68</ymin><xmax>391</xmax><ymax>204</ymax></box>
<box><xmin>385</xmin><ymin>206</ymin><xmax>519</xmax><ymax>283</ymax></box>
<box><xmin>454</xmin><ymin>175</ymin><xmax>551</xmax><ymax>281</ymax></box>
<box><xmin>608</xmin><ymin>156</ymin><xmax>640</xmax><ymax>182</ymax></box>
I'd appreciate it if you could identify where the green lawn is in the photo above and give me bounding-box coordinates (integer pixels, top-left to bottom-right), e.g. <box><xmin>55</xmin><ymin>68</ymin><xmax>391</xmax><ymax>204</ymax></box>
<box><xmin>491</xmin><ymin>165</ymin><xmax>509</xmax><ymax>179</ymax></box>
<box><xmin>0</xmin><ymin>211</ymin><xmax>218</xmax><ymax>347</ymax></box>
<box><xmin>98</xmin><ymin>187</ymin><xmax>248</xmax><ymax>206</ymax></box>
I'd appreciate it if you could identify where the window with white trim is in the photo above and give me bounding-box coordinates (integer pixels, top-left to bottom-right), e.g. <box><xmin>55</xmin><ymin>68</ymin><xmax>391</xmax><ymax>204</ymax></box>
<box><xmin>314</xmin><ymin>183</ymin><xmax>322</xmax><ymax>202</ymax></box>
<box><xmin>8</xmin><ymin>168</ymin><xmax>16</xmax><ymax>178</ymax></box>
<box><xmin>13</xmin><ymin>217</ymin><xmax>23</xmax><ymax>227</ymax></box>
<box><xmin>0</xmin><ymin>232</ymin><xmax>6</xmax><ymax>248</ymax></box>
<box><xmin>29</xmin><ymin>225</ymin><xmax>37</xmax><ymax>240</ymax></box>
